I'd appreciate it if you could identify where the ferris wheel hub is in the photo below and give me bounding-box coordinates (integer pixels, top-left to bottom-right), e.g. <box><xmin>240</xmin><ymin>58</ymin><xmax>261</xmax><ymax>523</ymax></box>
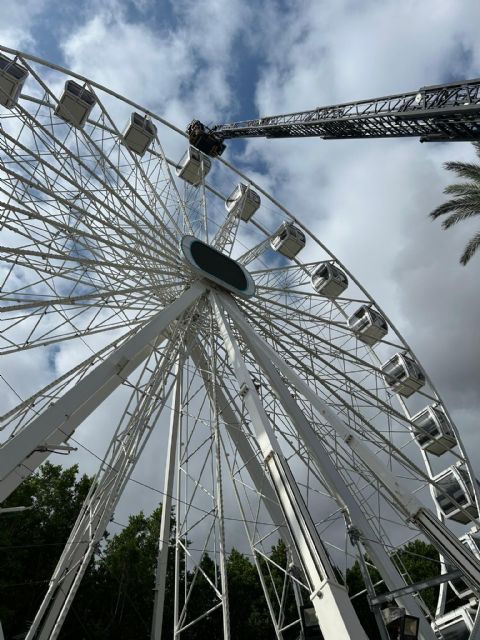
<box><xmin>180</xmin><ymin>235</ymin><xmax>255</xmax><ymax>298</ymax></box>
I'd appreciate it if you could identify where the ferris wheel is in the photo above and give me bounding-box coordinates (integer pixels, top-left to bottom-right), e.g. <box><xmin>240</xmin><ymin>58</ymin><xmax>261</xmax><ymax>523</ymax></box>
<box><xmin>0</xmin><ymin>45</ymin><xmax>480</xmax><ymax>640</ymax></box>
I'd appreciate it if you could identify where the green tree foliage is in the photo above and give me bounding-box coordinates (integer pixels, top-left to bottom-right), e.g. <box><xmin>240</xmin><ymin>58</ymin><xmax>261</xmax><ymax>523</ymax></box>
<box><xmin>346</xmin><ymin>557</ymin><xmax>384</xmax><ymax>640</ymax></box>
<box><xmin>79</xmin><ymin>506</ymin><xmax>176</xmax><ymax>639</ymax></box>
<box><xmin>227</xmin><ymin>548</ymin><xmax>272</xmax><ymax>639</ymax></box>
<box><xmin>0</xmin><ymin>464</ymin><xmax>448</xmax><ymax>639</ymax></box>
<box><xmin>346</xmin><ymin>540</ymin><xmax>441</xmax><ymax>639</ymax></box>
<box><xmin>430</xmin><ymin>141</ymin><xmax>480</xmax><ymax>264</ymax></box>
<box><xmin>0</xmin><ymin>462</ymin><xmax>92</xmax><ymax>637</ymax></box>
<box><xmin>393</xmin><ymin>539</ymin><xmax>440</xmax><ymax>613</ymax></box>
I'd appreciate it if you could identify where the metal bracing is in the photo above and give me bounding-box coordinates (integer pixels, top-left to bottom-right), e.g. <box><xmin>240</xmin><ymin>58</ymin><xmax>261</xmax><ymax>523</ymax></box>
<box><xmin>238</xmin><ymin>236</ymin><xmax>273</xmax><ymax>267</ymax></box>
<box><xmin>189</xmin><ymin>339</ymin><xmax>302</xmax><ymax>564</ymax></box>
<box><xmin>211</xmin><ymin>292</ymin><xmax>369</xmax><ymax>640</ymax></box>
<box><xmin>213</xmin><ymin>394</ymin><xmax>232</xmax><ymax>640</ymax></box>
<box><xmin>218</xmin><ymin>291</ymin><xmax>480</xmax><ymax>596</ymax></box>
<box><xmin>190</xmin><ymin>340</ymin><xmax>307</xmax><ymax>637</ymax></box>
<box><xmin>208</xmin><ymin>78</ymin><xmax>480</xmax><ymax>146</ymax></box>
<box><xmin>217</xmin><ymin>291</ymin><xmax>437</xmax><ymax>640</ymax></box>
<box><xmin>350</xmin><ymin>529</ymin><xmax>390</xmax><ymax>640</ymax></box>
<box><xmin>26</xmin><ymin>330</ymin><xmax>183</xmax><ymax>639</ymax></box>
<box><xmin>2</xmin><ymin>45</ymin><xmax>480</xmax><ymax>640</ymax></box>
<box><xmin>0</xmin><ymin>283</ymin><xmax>205</xmax><ymax>503</ymax></box>
<box><xmin>152</xmin><ymin>356</ymin><xmax>183</xmax><ymax>640</ymax></box>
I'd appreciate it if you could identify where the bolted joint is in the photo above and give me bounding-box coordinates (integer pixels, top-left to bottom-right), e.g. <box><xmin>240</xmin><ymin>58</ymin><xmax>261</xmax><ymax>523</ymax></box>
<box><xmin>239</xmin><ymin>382</ymin><xmax>250</xmax><ymax>397</ymax></box>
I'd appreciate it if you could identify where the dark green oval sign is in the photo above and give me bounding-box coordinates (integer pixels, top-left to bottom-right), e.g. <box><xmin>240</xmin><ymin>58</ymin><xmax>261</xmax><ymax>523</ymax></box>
<box><xmin>181</xmin><ymin>236</ymin><xmax>255</xmax><ymax>298</ymax></box>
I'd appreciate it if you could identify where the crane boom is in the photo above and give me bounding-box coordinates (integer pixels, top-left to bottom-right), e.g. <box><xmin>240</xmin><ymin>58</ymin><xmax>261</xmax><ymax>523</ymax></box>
<box><xmin>187</xmin><ymin>78</ymin><xmax>480</xmax><ymax>157</ymax></box>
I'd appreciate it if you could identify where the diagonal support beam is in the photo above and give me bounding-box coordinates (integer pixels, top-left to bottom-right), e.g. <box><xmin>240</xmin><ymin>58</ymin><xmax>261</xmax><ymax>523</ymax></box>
<box><xmin>219</xmin><ymin>290</ymin><xmax>435</xmax><ymax>639</ymax></box>
<box><xmin>189</xmin><ymin>339</ymin><xmax>302</xmax><ymax>565</ymax></box>
<box><xmin>211</xmin><ymin>292</ymin><xmax>368</xmax><ymax>640</ymax></box>
<box><xmin>219</xmin><ymin>291</ymin><xmax>480</xmax><ymax>599</ymax></box>
<box><xmin>27</xmin><ymin>340</ymin><xmax>180</xmax><ymax>640</ymax></box>
<box><xmin>0</xmin><ymin>283</ymin><xmax>206</xmax><ymax>502</ymax></box>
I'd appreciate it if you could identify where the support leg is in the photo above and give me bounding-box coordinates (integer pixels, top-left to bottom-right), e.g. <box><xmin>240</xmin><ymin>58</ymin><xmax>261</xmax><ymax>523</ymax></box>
<box><xmin>211</xmin><ymin>292</ymin><xmax>368</xmax><ymax>640</ymax></box>
<box><xmin>0</xmin><ymin>283</ymin><xmax>205</xmax><ymax>502</ymax></box>
<box><xmin>26</xmin><ymin>340</ymin><xmax>180</xmax><ymax>639</ymax></box>
<box><xmin>151</xmin><ymin>358</ymin><xmax>183</xmax><ymax>640</ymax></box>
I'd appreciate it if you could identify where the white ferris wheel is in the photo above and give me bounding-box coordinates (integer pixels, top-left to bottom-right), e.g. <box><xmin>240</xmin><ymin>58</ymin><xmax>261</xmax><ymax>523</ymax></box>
<box><xmin>0</xmin><ymin>45</ymin><xmax>479</xmax><ymax>640</ymax></box>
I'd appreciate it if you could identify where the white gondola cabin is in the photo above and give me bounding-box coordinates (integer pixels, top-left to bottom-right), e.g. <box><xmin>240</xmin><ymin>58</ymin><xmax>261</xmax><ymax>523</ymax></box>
<box><xmin>270</xmin><ymin>222</ymin><xmax>305</xmax><ymax>259</ymax></box>
<box><xmin>0</xmin><ymin>53</ymin><xmax>28</xmax><ymax>108</ymax></box>
<box><xmin>176</xmin><ymin>146</ymin><xmax>211</xmax><ymax>186</ymax></box>
<box><xmin>348</xmin><ymin>305</ymin><xmax>388</xmax><ymax>346</ymax></box>
<box><xmin>434</xmin><ymin>605</ymin><xmax>475</xmax><ymax>640</ymax></box>
<box><xmin>121</xmin><ymin>112</ymin><xmax>157</xmax><ymax>156</ymax></box>
<box><xmin>55</xmin><ymin>80</ymin><xmax>96</xmax><ymax>128</ymax></box>
<box><xmin>449</xmin><ymin>531</ymin><xmax>480</xmax><ymax>599</ymax></box>
<box><xmin>225</xmin><ymin>183</ymin><xmax>260</xmax><ymax>222</ymax></box>
<box><xmin>411</xmin><ymin>404</ymin><xmax>457</xmax><ymax>456</ymax></box>
<box><xmin>311</xmin><ymin>263</ymin><xmax>348</xmax><ymax>298</ymax></box>
<box><xmin>381</xmin><ymin>353</ymin><xmax>425</xmax><ymax>397</ymax></box>
<box><xmin>433</xmin><ymin>463</ymin><xmax>478</xmax><ymax>524</ymax></box>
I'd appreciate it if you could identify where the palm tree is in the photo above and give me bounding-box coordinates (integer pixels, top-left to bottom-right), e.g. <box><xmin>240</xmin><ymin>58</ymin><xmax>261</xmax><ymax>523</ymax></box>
<box><xmin>430</xmin><ymin>141</ymin><xmax>480</xmax><ymax>265</ymax></box>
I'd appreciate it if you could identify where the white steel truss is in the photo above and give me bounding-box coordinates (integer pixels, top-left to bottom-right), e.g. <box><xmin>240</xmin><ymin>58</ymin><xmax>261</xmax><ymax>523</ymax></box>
<box><xmin>1</xmin><ymin>45</ymin><xmax>480</xmax><ymax>640</ymax></box>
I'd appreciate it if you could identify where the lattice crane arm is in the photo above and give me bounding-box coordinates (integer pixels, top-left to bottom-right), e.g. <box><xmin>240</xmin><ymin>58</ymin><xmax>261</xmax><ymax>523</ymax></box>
<box><xmin>187</xmin><ymin>78</ymin><xmax>480</xmax><ymax>156</ymax></box>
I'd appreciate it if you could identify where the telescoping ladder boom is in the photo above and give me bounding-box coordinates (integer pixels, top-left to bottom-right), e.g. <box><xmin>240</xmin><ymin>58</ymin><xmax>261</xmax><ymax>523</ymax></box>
<box><xmin>187</xmin><ymin>77</ymin><xmax>480</xmax><ymax>156</ymax></box>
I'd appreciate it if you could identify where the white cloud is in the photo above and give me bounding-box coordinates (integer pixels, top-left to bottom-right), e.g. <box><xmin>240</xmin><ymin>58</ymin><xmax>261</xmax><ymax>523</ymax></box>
<box><xmin>0</xmin><ymin>0</ymin><xmax>49</xmax><ymax>50</ymax></box>
<box><xmin>249</xmin><ymin>0</ymin><xmax>480</xmax><ymax>473</ymax></box>
<box><xmin>2</xmin><ymin>1</ymin><xmax>480</xmax><ymax>620</ymax></box>
<box><xmin>59</xmin><ymin>0</ymin><xmax>250</xmax><ymax>127</ymax></box>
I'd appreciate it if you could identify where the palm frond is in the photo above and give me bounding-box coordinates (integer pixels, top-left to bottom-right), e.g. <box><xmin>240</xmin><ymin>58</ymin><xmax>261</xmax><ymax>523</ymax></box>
<box><xmin>443</xmin><ymin>161</ymin><xmax>480</xmax><ymax>182</ymax></box>
<box><xmin>444</xmin><ymin>183</ymin><xmax>480</xmax><ymax>197</ymax></box>
<box><xmin>441</xmin><ymin>209</ymin><xmax>480</xmax><ymax>229</ymax></box>
<box><xmin>430</xmin><ymin>197</ymin><xmax>480</xmax><ymax>220</ymax></box>
<box><xmin>460</xmin><ymin>231</ymin><xmax>480</xmax><ymax>265</ymax></box>
<box><xmin>430</xmin><ymin>142</ymin><xmax>480</xmax><ymax>267</ymax></box>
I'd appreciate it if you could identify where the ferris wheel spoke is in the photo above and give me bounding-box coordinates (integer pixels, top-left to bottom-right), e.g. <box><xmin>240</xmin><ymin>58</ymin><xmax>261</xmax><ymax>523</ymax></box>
<box><xmin>0</xmin><ymin>151</ymin><xmax>179</xmax><ymax>269</ymax></box>
<box><xmin>25</xmin><ymin>331</ymin><xmax>183</xmax><ymax>640</ymax></box>
<box><xmin>217</xmin><ymin>330</ymin><xmax>431</xmax><ymax>500</ymax></box>
<box><xmin>0</xmin><ymin>198</ymin><xmax>176</xmax><ymax>274</ymax></box>
<box><xmin>247</xmin><ymin>332</ymin><xmax>433</xmax><ymax>480</ymax></box>
<box><xmin>0</xmin><ymin>129</ymin><xmax>180</xmax><ymax>272</ymax></box>
<box><xmin>0</xmin><ymin>215</ymin><xmax>183</xmax><ymax>309</ymax></box>
<box><xmin>253</xmin><ymin>288</ymin><xmax>351</xmax><ymax>331</ymax></box>
<box><xmin>256</xmin><ymin>283</ymin><xmax>367</xmax><ymax>306</ymax></box>
<box><xmin>1</xmin><ymin>46</ymin><xmax>478</xmax><ymax>640</ymax></box>
<box><xmin>243</xmin><ymin>293</ymin><xmax>359</xmax><ymax>356</ymax></box>
<box><xmin>14</xmin><ymin>84</ymin><xmax>183</xmax><ymax>251</ymax></box>
<box><xmin>1</xmin><ymin>264</ymin><xmax>172</xmax><ymax>337</ymax></box>
<box><xmin>0</xmin><ymin>282</ymin><xmax>162</xmax><ymax>313</ymax></box>
<box><xmin>74</xmin><ymin>88</ymin><xmax>187</xmax><ymax>240</ymax></box>
<box><xmin>0</xmin><ymin>242</ymin><xmax>173</xmax><ymax>277</ymax></box>
<box><xmin>240</xmin><ymin>294</ymin><xmax>441</xmax><ymax>418</ymax></box>
<box><xmin>240</xmin><ymin>297</ymin><xmax>394</xmax><ymax>402</ymax></box>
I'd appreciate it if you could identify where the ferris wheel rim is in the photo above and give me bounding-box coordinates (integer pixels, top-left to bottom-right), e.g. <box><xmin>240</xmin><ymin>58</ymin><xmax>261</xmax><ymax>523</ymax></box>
<box><xmin>0</xmin><ymin>44</ymin><xmax>478</xmax><ymax>639</ymax></box>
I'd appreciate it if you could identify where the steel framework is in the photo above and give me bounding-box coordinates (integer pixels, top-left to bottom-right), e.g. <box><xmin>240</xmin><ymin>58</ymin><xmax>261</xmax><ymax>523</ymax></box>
<box><xmin>187</xmin><ymin>78</ymin><xmax>480</xmax><ymax>155</ymax></box>
<box><xmin>1</xmin><ymin>46</ymin><xmax>480</xmax><ymax>640</ymax></box>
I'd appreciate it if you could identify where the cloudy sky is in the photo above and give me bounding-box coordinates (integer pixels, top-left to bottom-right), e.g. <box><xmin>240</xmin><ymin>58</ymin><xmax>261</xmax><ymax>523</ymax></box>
<box><xmin>1</xmin><ymin>0</ymin><xmax>479</xmax><ymax>565</ymax></box>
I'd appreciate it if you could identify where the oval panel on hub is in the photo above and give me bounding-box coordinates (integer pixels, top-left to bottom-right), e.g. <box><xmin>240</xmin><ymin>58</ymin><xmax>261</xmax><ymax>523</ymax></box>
<box><xmin>181</xmin><ymin>235</ymin><xmax>255</xmax><ymax>298</ymax></box>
